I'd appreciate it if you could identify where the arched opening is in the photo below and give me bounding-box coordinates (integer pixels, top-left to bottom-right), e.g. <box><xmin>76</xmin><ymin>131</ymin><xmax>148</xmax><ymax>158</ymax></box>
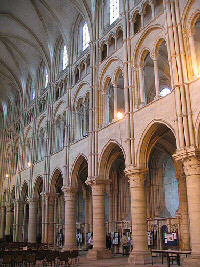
<box><xmin>109</xmin><ymin>36</ymin><xmax>115</xmax><ymax>55</ymax></box>
<box><xmin>99</xmin><ymin>142</ymin><xmax>130</xmax><ymax>253</ymax></box>
<box><xmin>134</xmin><ymin>13</ymin><xmax>141</xmax><ymax>34</ymax></box>
<box><xmin>38</xmin><ymin>129</ymin><xmax>44</xmax><ymax>161</ymax></box>
<box><xmin>85</xmin><ymin>95</ymin><xmax>89</xmax><ymax>136</ymax></box>
<box><xmin>106</xmin><ymin>79</ymin><xmax>114</xmax><ymax>124</ymax></box>
<box><xmin>143</xmin><ymin>52</ymin><xmax>155</xmax><ymax>104</ymax></box>
<box><xmin>34</xmin><ymin>176</ymin><xmax>43</xmax><ymax>244</ymax></box>
<box><xmin>116</xmin><ymin>71</ymin><xmax>125</xmax><ymax>115</ymax></box>
<box><xmin>143</xmin><ymin>4</ymin><xmax>152</xmax><ymax>27</ymax></box>
<box><xmin>194</xmin><ymin>16</ymin><xmax>200</xmax><ymax>74</ymax></box>
<box><xmin>157</xmin><ymin>40</ymin><xmax>171</xmax><ymax>97</ymax></box>
<box><xmin>20</xmin><ymin>183</ymin><xmax>28</xmax><ymax>242</ymax></box>
<box><xmin>80</xmin><ymin>61</ymin><xmax>85</xmax><ymax>79</ymax></box>
<box><xmin>102</xmin><ymin>43</ymin><xmax>107</xmax><ymax>61</ymax></box>
<box><xmin>155</xmin><ymin>0</ymin><xmax>163</xmax><ymax>17</ymax></box>
<box><xmin>140</xmin><ymin>123</ymin><xmax>180</xmax><ymax>250</ymax></box>
<box><xmin>55</xmin><ymin>116</ymin><xmax>62</xmax><ymax>152</ymax></box>
<box><xmin>75</xmin><ymin>67</ymin><xmax>79</xmax><ymax>84</ymax></box>
<box><xmin>50</xmin><ymin>170</ymin><xmax>64</xmax><ymax>247</ymax></box>
<box><xmin>75</xmin><ymin>157</ymin><xmax>91</xmax><ymax>249</ymax></box>
<box><xmin>77</xmin><ymin>99</ymin><xmax>84</xmax><ymax>140</ymax></box>
<box><xmin>116</xmin><ymin>28</ymin><xmax>123</xmax><ymax>48</ymax></box>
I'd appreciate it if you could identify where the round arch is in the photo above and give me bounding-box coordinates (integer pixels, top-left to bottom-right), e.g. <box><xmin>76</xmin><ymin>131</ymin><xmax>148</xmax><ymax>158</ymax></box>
<box><xmin>70</xmin><ymin>153</ymin><xmax>88</xmax><ymax>187</ymax></box>
<box><xmin>98</xmin><ymin>140</ymin><xmax>126</xmax><ymax>180</ymax></box>
<box><xmin>50</xmin><ymin>168</ymin><xmax>64</xmax><ymax>194</ymax></box>
<box><xmin>136</xmin><ymin>120</ymin><xmax>177</xmax><ymax>169</ymax></box>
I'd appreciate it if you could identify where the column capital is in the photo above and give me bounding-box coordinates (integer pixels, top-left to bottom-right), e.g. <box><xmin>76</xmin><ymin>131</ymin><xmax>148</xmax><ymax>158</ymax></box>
<box><xmin>26</xmin><ymin>197</ymin><xmax>38</xmax><ymax>205</ymax></box>
<box><xmin>85</xmin><ymin>176</ymin><xmax>111</xmax><ymax>187</ymax></box>
<box><xmin>124</xmin><ymin>165</ymin><xmax>148</xmax><ymax>178</ymax></box>
<box><xmin>173</xmin><ymin>147</ymin><xmax>200</xmax><ymax>162</ymax></box>
<box><xmin>62</xmin><ymin>186</ymin><xmax>77</xmax><ymax>201</ymax></box>
<box><xmin>125</xmin><ymin>166</ymin><xmax>148</xmax><ymax>188</ymax></box>
<box><xmin>5</xmin><ymin>202</ymin><xmax>13</xmax><ymax>211</ymax></box>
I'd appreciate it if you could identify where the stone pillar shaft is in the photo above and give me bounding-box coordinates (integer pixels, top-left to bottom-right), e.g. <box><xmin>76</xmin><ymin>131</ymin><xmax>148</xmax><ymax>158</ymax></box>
<box><xmin>139</xmin><ymin>67</ymin><xmax>144</xmax><ymax>106</ymax></box>
<box><xmin>153</xmin><ymin>58</ymin><xmax>159</xmax><ymax>98</ymax></box>
<box><xmin>28</xmin><ymin>198</ymin><xmax>38</xmax><ymax>243</ymax></box>
<box><xmin>62</xmin><ymin>187</ymin><xmax>77</xmax><ymax>251</ymax></box>
<box><xmin>129</xmin><ymin>172</ymin><xmax>147</xmax><ymax>252</ymax></box>
<box><xmin>5</xmin><ymin>203</ymin><xmax>13</xmax><ymax>236</ymax></box>
<box><xmin>0</xmin><ymin>207</ymin><xmax>5</xmax><ymax>238</ymax></box>
<box><xmin>125</xmin><ymin>168</ymin><xmax>151</xmax><ymax>265</ymax></box>
<box><xmin>175</xmin><ymin>166</ymin><xmax>190</xmax><ymax>250</ymax></box>
<box><xmin>92</xmin><ymin>183</ymin><xmax>106</xmax><ymax>250</ymax></box>
<box><xmin>86</xmin><ymin>178</ymin><xmax>112</xmax><ymax>260</ymax></box>
<box><xmin>183</xmin><ymin>157</ymin><xmax>200</xmax><ymax>254</ymax></box>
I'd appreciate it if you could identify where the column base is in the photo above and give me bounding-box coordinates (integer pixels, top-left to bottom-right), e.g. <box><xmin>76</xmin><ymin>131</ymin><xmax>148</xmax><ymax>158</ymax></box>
<box><xmin>87</xmin><ymin>249</ymin><xmax>112</xmax><ymax>260</ymax></box>
<box><xmin>128</xmin><ymin>251</ymin><xmax>152</xmax><ymax>265</ymax></box>
<box><xmin>182</xmin><ymin>254</ymin><xmax>200</xmax><ymax>267</ymax></box>
<box><xmin>61</xmin><ymin>244</ymin><xmax>77</xmax><ymax>252</ymax></box>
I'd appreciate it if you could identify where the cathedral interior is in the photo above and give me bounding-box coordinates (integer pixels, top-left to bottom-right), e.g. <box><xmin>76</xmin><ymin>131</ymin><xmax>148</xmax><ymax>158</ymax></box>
<box><xmin>0</xmin><ymin>0</ymin><xmax>200</xmax><ymax>265</ymax></box>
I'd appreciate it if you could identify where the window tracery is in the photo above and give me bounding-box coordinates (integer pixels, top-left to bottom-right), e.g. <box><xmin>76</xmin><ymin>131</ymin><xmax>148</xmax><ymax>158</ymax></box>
<box><xmin>83</xmin><ymin>23</ymin><xmax>90</xmax><ymax>51</ymax></box>
<box><xmin>110</xmin><ymin>0</ymin><xmax>119</xmax><ymax>25</ymax></box>
<box><xmin>63</xmin><ymin>45</ymin><xmax>68</xmax><ymax>70</ymax></box>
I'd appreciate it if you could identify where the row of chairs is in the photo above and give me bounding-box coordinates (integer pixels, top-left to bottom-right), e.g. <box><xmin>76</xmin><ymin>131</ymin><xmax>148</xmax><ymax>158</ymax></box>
<box><xmin>1</xmin><ymin>249</ymin><xmax>79</xmax><ymax>266</ymax></box>
<box><xmin>0</xmin><ymin>242</ymin><xmax>54</xmax><ymax>252</ymax></box>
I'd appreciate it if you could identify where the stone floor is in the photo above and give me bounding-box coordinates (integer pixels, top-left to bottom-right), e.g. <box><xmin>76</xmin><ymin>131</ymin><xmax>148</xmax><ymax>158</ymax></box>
<box><xmin>77</xmin><ymin>251</ymin><xmax>178</xmax><ymax>267</ymax></box>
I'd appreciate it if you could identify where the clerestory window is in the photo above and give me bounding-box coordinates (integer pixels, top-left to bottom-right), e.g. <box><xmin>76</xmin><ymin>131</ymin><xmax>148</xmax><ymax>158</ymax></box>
<box><xmin>110</xmin><ymin>0</ymin><xmax>119</xmax><ymax>25</ymax></box>
<box><xmin>63</xmin><ymin>45</ymin><xmax>68</xmax><ymax>70</ymax></box>
<box><xmin>83</xmin><ymin>22</ymin><xmax>90</xmax><ymax>51</ymax></box>
<box><xmin>45</xmin><ymin>68</ymin><xmax>48</xmax><ymax>88</ymax></box>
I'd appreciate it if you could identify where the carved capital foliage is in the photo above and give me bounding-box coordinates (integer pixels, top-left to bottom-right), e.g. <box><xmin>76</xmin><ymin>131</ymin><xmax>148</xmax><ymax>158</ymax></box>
<box><xmin>124</xmin><ymin>165</ymin><xmax>147</xmax><ymax>187</ymax></box>
<box><xmin>86</xmin><ymin>176</ymin><xmax>111</xmax><ymax>196</ymax></box>
<box><xmin>5</xmin><ymin>202</ymin><xmax>13</xmax><ymax>212</ymax></box>
<box><xmin>27</xmin><ymin>197</ymin><xmax>38</xmax><ymax>206</ymax></box>
<box><xmin>173</xmin><ymin>147</ymin><xmax>200</xmax><ymax>177</ymax></box>
<box><xmin>173</xmin><ymin>147</ymin><xmax>200</xmax><ymax>162</ymax></box>
<box><xmin>183</xmin><ymin>157</ymin><xmax>200</xmax><ymax>177</ymax></box>
<box><xmin>62</xmin><ymin>187</ymin><xmax>77</xmax><ymax>201</ymax></box>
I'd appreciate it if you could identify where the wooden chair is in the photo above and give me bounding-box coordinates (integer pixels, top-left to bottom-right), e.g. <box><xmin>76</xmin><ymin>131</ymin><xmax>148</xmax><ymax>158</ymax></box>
<box><xmin>35</xmin><ymin>250</ymin><xmax>46</xmax><ymax>266</ymax></box>
<box><xmin>59</xmin><ymin>251</ymin><xmax>70</xmax><ymax>266</ymax></box>
<box><xmin>13</xmin><ymin>253</ymin><xmax>23</xmax><ymax>266</ymax></box>
<box><xmin>45</xmin><ymin>251</ymin><xmax>57</xmax><ymax>266</ymax></box>
<box><xmin>69</xmin><ymin>250</ymin><xmax>79</xmax><ymax>265</ymax></box>
<box><xmin>2</xmin><ymin>254</ymin><xmax>13</xmax><ymax>267</ymax></box>
<box><xmin>26</xmin><ymin>253</ymin><xmax>36</xmax><ymax>266</ymax></box>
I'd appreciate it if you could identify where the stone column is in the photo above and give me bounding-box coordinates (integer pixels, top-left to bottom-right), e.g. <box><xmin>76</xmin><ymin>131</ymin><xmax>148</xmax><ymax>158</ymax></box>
<box><xmin>18</xmin><ymin>201</ymin><xmax>24</xmax><ymax>242</ymax></box>
<box><xmin>41</xmin><ymin>193</ymin><xmax>46</xmax><ymax>243</ymax></box>
<box><xmin>47</xmin><ymin>194</ymin><xmax>58</xmax><ymax>244</ymax></box>
<box><xmin>5</xmin><ymin>203</ymin><xmax>14</xmax><ymax>239</ymax></box>
<box><xmin>27</xmin><ymin>198</ymin><xmax>38</xmax><ymax>243</ymax></box>
<box><xmin>188</xmin><ymin>29</ymin><xmax>198</xmax><ymax>77</ymax></box>
<box><xmin>125</xmin><ymin>167</ymin><xmax>151</xmax><ymax>265</ymax></box>
<box><xmin>174</xmin><ymin>163</ymin><xmax>190</xmax><ymax>250</ymax></box>
<box><xmin>108</xmin><ymin>192</ymin><xmax>114</xmax><ymax>233</ymax></box>
<box><xmin>84</xmin><ymin>194</ymin><xmax>89</xmax><ymax>247</ymax></box>
<box><xmin>153</xmin><ymin>56</ymin><xmax>160</xmax><ymax>98</ymax></box>
<box><xmin>0</xmin><ymin>206</ymin><xmax>5</xmax><ymax>238</ymax></box>
<box><xmin>62</xmin><ymin>187</ymin><xmax>77</xmax><ymax>251</ymax></box>
<box><xmin>88</xmin><ymin>195</ymin><xmax>93</xmax><ymax>233</ymax></box>
<box><xmin>182</xmin><ymin>156</ymin><xmax>200</xmax><ymax>266</ymax></box>
<box><xmin>113</xmin><ymin>82</ymin><xmax>117</xmax><ymax>120</ymax></box>
<box><xmin>139</xmin><ymin>66</ymin><xmax>145</xmax><ymax>107</ymax></box>
<box><xmin>86</xmin><ymin>177</ymin><xmax>111</xmax><ymax>260</ymax></box>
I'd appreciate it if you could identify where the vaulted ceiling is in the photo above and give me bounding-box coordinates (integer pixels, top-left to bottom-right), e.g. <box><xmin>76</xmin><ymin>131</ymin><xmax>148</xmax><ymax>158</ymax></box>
<box><xmin>0</xmin><ymin>0</ymin><xmax>93</xmax><ymax>117</ymax></box>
